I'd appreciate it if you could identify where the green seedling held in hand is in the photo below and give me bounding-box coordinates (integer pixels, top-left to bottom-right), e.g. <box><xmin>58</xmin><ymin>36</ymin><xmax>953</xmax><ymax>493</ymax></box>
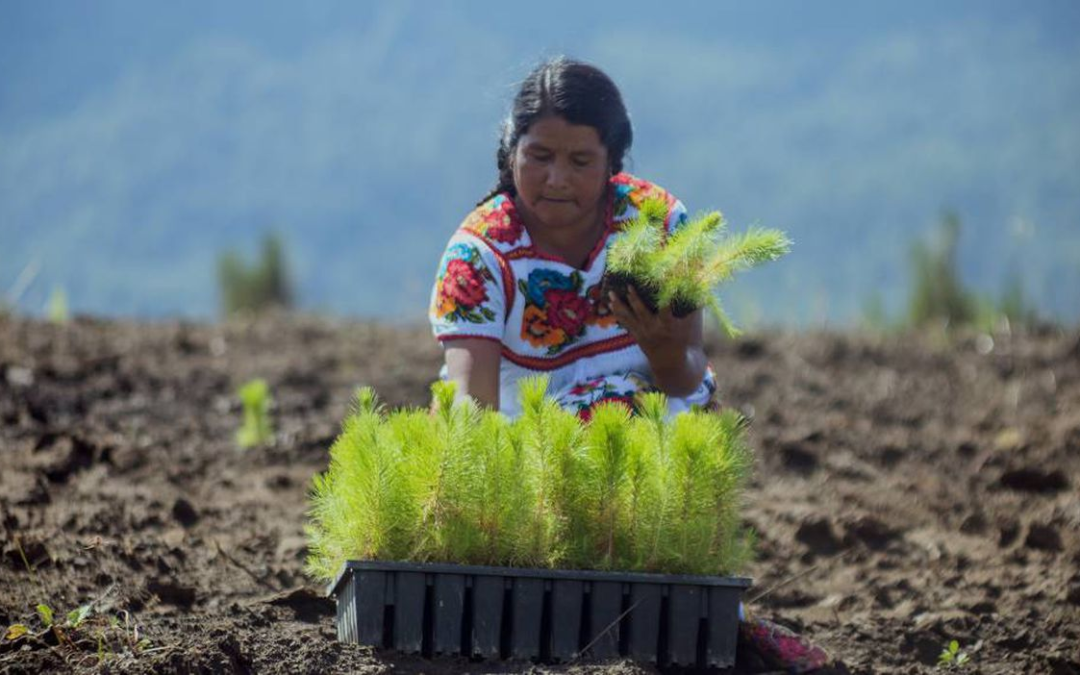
<box><xmin>236</xmin><ymin>378</ymin><xmax>273</xmax><ymax>448</ymax></box>
<box><xmin>606</xmin><ymin>197</ymin><xmax>790</xmax><ymax>336</ymax></box>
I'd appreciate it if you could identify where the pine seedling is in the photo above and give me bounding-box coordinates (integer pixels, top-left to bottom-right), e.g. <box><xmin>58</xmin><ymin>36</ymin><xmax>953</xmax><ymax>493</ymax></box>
<box><xmin>47</xmin><ymin>286</ymin><xmax>69</xmax><ymax>323</ymax></box>
<box><xmin>468</xmin><ymin>412</ymin><xmax>522</xmax><ymax>564</ymax></box>
<box><xmin>305</xmin><ymin>380</ymin><xmax>756</xmax><ymax>580</ymax></box>
<box><xmin>656</xmin><ymin>409</ymin><xmax>754</xmax><ymax>574</ymax></box>
<box><xmin>702</xmin><ymin>227</ymin><xmax>792</xmax><ymax>297</ymax></box>
<box><xmin>629</xmin><ymin>392</ymin><xmax>671</xmax><ymax>570</ymax></box>
<box><xmin>580</xmin><ymin>401</ymin><xmax>634</xmax><ymax>569</ymax></box>
<box><xmin>706</xmin><ymin>409</ymin><xmax>756</xmax><ymax>572</ymax></box>
<box><xmin>606</xmin><ymin>196</ymin><xmax>791</xmax><ymax>335</ymax></box>
<box><xmin>306</xmin><ymin>389</ymin><xmax>372</xmax><ymax>579</ymax></box>
<box><xmin>410</xmin><ymin>380</ymin><xmax>483</xmax><ymax>562</ymax></box>
<box><xmin>217</xmin><ymin>231</ymin><xmax>294</xmax><ymax>316</ymax></box>
<box><xmin>517</xmin><ymin>376</ymin><xmax>572</xmax><ymax>566</ymax></box>
<box><xmin>521</xmin><ymin>376</ymin><xmax>592</xmax><ymax>568</ymax></box>
<box><xmin>672</xmin><ymin>223</ymin><xmax>791</xmax><ymax>334</ymax></box>
<box><xmin>606</xmin><ymin>198</ymin><xmax>668</xmax><ymax>303</ymax></box>
<box><xmin>352</xmin><ymin>385</ymin><xmax>383</xmax><ymax>416</ymax></box>
<box><xmin>654</xmin><ymin>211</ymin><xmax>725</xmax><ymax>313</ymax></box>
<box><xmin>236</xmin><ymin>378</ymin><xmax>273</xmax><ymax>448</ymax></box>
<box><xmin>662</xmin><ymin>412</ymin><xmax>723</xmax><ymax>572</ymax></box>
<box><xmin>501</xmin><ymin>419</ymin><xmax>547</xmax><ymax>566</ymax></box>
<box><xmin>305</xmin><ymin>390</ymin><xmax>415</xmax><ymax>578</ymax></box>
<box><xmin>938</xmin><ymin>639</ymin><xmax>970</xmax><ymax>669</ymax></box>
<box><xmin>622</xmin><ymin>408</ymin><xmax>664</xmax><ymax>570</ymax></box>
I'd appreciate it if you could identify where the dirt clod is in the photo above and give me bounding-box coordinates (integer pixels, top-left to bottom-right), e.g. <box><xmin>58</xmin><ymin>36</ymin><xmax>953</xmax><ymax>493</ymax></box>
<box><xmin>1</xmin><ymin>316</ymin><xmax>1077</xmax><ymax>674</ymax></box>
<box><xmin>262</xmin><ymin>587</ymin><xmax>335</xmax><ymax>623</ymax></box>
<box><xmin>172</xmin><ymin>497</ymin><xmax>200</xmax><ymax>527</ymax></box>
<box><xmin>779</xmin><ymin>443</ymin><xmax>819</xmax><ymax>475</ymax></box>
<box><xmin>147</xmin><ymin>577</ymin><xmax>198</xmax><ymax>608</ymax></box>
<box><xmin>1066</xmin><ymin>584</ymin><xmax>1080</xmax><ymax>606</ymax></box>
<box><xmin>999</xmin><ymin>467</ymin><xmax>1069</xmax><ymax>493</ymax></box>
<box><xmin>1025</xmin><ymin>523</ymin><xmax>1064</xmax><ymax>552</ymax></box>
<box><xmin>795</xmin><ymin>517</ymin><xmax>843</xmax><ymax>555</ymax></box>
<box><xmin>842</xmin><ymin>515</ymin><xmax>902</xmax><ymax>551</ymax></box>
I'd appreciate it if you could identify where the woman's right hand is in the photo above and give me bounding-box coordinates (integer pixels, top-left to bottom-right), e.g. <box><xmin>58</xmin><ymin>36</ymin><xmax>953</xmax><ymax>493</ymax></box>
<box><xmin>442</xmin><ymin>338</ymin><xmax>502</xmax><ymax>410</ymax></box>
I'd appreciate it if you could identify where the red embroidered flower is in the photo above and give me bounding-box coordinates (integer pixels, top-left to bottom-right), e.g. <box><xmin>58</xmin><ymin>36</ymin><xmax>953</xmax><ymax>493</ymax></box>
<box><xmin>483</xmin><ymin>203</ymin><xmax>523</xmax><ymax>244</ymax></box>
<box><xmin>577</xmin><ymin>395</ymin><xmax>635</xmax><ymax>423</ymax></box>
<box><xmin>568</xmin><ymin>377</ymin><xmax>605</xmax><ymax>396</ymax></box>
<box><xmin>544</xmin><ymin>289</ymin><xmax>590</xmax><ymax>336</ymax></box>
<box><xmin>441</xmin><ymin>258</ymin><xmax>488</xmax><ymax>309</ymax></box>
<box><xmin>603</xmin><ymin>395</ymin><xmax>636</xmax><ymax>411</ymax></box>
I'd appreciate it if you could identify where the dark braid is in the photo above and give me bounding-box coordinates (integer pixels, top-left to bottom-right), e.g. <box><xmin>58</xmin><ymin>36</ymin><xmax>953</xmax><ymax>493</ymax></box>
<box><xmin>476</xmin><ymin>56</ymin><xmax>632</xmax><ymax>207</ymax></box>
<box><xmin>475</xmin><ymin>122</ymin><xmax>518</xmax><ymax>206</ymax></box>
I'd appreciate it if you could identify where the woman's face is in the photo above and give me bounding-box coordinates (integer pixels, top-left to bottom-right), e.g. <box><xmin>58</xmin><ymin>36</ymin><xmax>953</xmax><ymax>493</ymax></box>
<box><xmin>512</xmin><ymin>115</ymin><xmax>610</xmax><ymax>234</ymax></box>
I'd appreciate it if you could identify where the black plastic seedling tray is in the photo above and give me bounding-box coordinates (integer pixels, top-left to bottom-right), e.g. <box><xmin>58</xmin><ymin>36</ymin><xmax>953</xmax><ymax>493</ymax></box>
<box><xmin>328</xmin><ymin>560</ymin><xmax>751</xmax><ymax>669</ymax></box>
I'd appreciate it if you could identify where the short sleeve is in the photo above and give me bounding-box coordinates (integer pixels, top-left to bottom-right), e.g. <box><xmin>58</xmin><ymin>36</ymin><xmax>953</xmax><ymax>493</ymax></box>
<box><xmin>665</xmin><ymin>198</ymin><xmax>691</xmax><ymax>235</ymax></box>
<box><xmin>429</xmin><ymin>233</ymin><xmax>507</xmax><ymax>343</ymax></box>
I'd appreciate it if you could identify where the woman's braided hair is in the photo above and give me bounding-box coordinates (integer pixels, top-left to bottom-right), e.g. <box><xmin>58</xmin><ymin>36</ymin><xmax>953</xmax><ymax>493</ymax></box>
<box><xmin>476</xmin><ymin>57</ymin><xmax>633</xmax><ymax>206</ymax></box>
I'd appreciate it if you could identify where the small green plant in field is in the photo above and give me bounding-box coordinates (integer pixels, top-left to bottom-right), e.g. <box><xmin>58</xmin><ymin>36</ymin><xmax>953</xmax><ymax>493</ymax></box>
<box><xmin>938</xmin><ymin>639</ymin><xmax>970</xmax><ymax>668</ymax></box>
<box><xmin>908</xmin><ymin>211</ymin><xmax>974</xmax><ymax>330</ymax></box>
<box><xmin>6</xmin><ymin>603</ymin><xmax>153</xmax><ymax>664</ymax></box>
<box><xmin>992</xmin><ymin>271</ymin><xmax>1039</xmax><ymax>330</ymax></box>
<box><xmin>217</xmin><ymin>231</ymin><xmax>294</xmax><ymax>316</ymax></box>
<box><xmin>867</xmin><ymin>211</ymin><xmax>1048</xmax><ymax>333</ymax></box>
<box><xmin>306</xmin><ymin>377</ymin><xmax>754</xmax><ymax>580</ymax></box>
<box><xmin>47</xmin><ymin>286</ymin><xmax>69</xmax><ymax>323</ymax></box>
<box><xmin>5</xmin><ymin>602</ymin><xmax>91</xmax><ymax>646</ymax></box>
<box><xmin>11</xmin><ymin>602</ymin><xmax>96</xmax><ymax>645</ymax></box>
<box><xmin>236</xmin><ymin>378</ymin><xmax>273</xmax><ymax>448</ymax></box>
<box><xmin>606</xmin><ymin>197</ymin><xmax>790</xmax><ymax>336</ymax></box>
<box><xmin>906</xmin><ymin>211</ymin><xmax>1043</xmax><ymax>333</ymax></box>
<box><xmin>859</xmin><ymin>290</ymin><xmax>894</xmax><ymax>332</ymax></box>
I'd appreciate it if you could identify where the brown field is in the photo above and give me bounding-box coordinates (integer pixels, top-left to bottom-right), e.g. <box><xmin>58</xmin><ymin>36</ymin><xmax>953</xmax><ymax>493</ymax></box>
<box><xmin>1</xmin><ymin>316</ymin><xmax>1078</xmax><ymax>674</ymax></box>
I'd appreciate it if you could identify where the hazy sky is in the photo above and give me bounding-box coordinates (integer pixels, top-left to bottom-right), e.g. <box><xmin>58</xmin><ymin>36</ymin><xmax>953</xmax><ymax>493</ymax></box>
<box><xmin>3</xmin><ymin>1</ymin><xmax>1078</xmax><ymax>323</ymax></box>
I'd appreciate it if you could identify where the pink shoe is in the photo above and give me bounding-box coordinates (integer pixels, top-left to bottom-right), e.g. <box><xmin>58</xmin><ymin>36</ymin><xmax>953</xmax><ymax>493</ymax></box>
<box><xmin>737</xmin><ymin>615</ymin><xmax>835</xmax><ymax>674</ymax></box>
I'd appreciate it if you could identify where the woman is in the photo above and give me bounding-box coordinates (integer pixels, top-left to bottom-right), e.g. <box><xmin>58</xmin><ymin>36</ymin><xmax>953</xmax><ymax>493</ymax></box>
<box><xmin>429</xmin><ymin>57</ymin><xmax>838</xmax><ymax>673</ymax></box>
<box><xmin>430</xmin><ymin>56</ymin><xmax>717</xmax><ymax>420</ymax></box>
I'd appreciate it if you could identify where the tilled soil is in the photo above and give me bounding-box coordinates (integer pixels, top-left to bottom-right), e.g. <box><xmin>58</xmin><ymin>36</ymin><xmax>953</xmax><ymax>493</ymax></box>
<box><xmin>1</xmin><ymin>315</ymin><xmax>1078</xmax><ymax>674</ymax></box>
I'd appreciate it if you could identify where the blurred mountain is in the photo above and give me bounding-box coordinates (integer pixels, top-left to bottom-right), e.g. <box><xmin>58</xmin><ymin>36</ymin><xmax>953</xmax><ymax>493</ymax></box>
<box><xmin>2</xmin><ymin>0</ymin><xmax>1078</xmax><ymax>325</ymax></box>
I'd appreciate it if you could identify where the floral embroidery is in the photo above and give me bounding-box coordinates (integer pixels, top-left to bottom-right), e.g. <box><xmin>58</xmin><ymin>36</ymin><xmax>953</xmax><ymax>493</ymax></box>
<box><xmin>544</xmin><ymin>288</ymin><xmax>591</xmax><ymax>335</ymax></box>
<box><xmin>433</xmin><ymin>244</ymin><xmax>498</xmax><ymax>324</ymax></box>
<box><xmin>563</xmin><ymin>377</ymin><xmax>637</xmax><ymax>422</ymax></box>
<box><xmin>518</xmin><ymin>269</ymin><xmax>585</xmax><ymax>353</ymax></box>
<box><xmin>518</xmin><ymin>270</ymin><xmax>614</xmax><ymax>353</ymax></box>
<box><xmin>568</xmin><ymin>377</ymin><xmax>606</xmax><ymax>397</ymax></box>
<box><xmin>463</xmin><ymin>194</ymin><xmax>523</xmax><ymax>245</ymax></box>
<box><xmin>526</xmin><ymin>269</ymin><xmax>577</xmax><ymax>306</ymax></box>
<box><xmin>432</xmin><ymin>174</ymin><xmax>719</xmax><ymax>419</ymax></box>
<box><xmin>522</xmin><ymin>305</ymin><xmax>565</xmax><ymax>348</ymax></box>
<box><xmin>611</xmin><ymin>173</ymin><xmax>676</xmax><ymax>222</ymax></box>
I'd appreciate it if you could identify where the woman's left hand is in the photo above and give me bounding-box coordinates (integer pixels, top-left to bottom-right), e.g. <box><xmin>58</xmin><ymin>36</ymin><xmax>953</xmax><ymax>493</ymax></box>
<box><xmin>607</xmin><ymin>286</ymin><xmax>707</xmax><ymax>397</ymax></box>
<box><xmin>607</xmin><ymin>286</ymin><xmax>694</xmax><ymax>355</ymax></box>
